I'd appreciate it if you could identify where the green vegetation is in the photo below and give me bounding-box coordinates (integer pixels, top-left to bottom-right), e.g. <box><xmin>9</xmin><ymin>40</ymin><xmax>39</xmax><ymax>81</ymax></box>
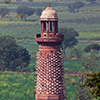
<box><xmin>16</xmin><ymin>6</ymin><xmax>35</xmax><ymax>20</ymax></box>
<box><xmin>0</xmin><ymin>7</ymin><xmax>9</xmax><ymax>17</ymax></box>
<box><xmin>64</xmin><ymin>75</ymin><xmax>80</xmax><ymax>100</ymax></box>
<box><xmin>59</xmin><ymin>27</ymin><xmax>79</xmax><ymax>56</ymax></box>
<box><xmin>0</xmin><ymin>21</ymin><xmax>40</xmax><ymax>39</ymax></box>
<box><xmin>64</xmin><ymin>59</ymin><xmax>84</xmax><ymax>72</ymax></box>
<box><xmin>0</xmin><ymin>36</ymin><xmax>30</xmax><ymax>71</ymax></box>
<box><xmin>83</xmin><ymin>72</ymin><xmax>100</xmax><ymax>99</ymax></box>
<box><xmin>0</xmin><ymin>1</ymin><xmax>100</xmax><ymax>40</ymax></box>
<box><xmin>0</xmin><ymin>72</ymin><xmax>36</xmax><ymax>100</ymax></box>
<box><xmin>68</xmin><ymin>1</ymin><xmax>84</xmax><ymax>13</ymax></box>
<box><xmin>86</xmin><ymin>0</ymin><xmax>96</xmax><ymax>3</ymax></box>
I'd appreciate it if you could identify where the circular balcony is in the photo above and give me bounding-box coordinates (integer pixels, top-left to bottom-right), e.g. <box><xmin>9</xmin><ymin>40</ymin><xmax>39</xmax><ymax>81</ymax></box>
<box><xmin>35</xmin><ymin>33</ymin><xmax>64</xmax><ymax>43</ymax></box>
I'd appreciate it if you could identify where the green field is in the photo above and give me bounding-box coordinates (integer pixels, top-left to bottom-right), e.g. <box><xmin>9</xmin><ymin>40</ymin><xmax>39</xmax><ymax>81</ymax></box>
<box><xmin>0</xmin><ymin>1</ymin><xmax>100</xmax><ymax>40</ymax></box>
<box><xmin>0</xmin><ymin>72</ymin><xmax>81</xmax><ymax>100</ymax></box>
<box><xmin>0</xmin><ymin>72</ymin><xmax>98</xmax><ymax>100</ymax></box>
<box><xmin>0</xmin><ymin>72</ymin><xmax>36</xmax><ymax>100</ymax></box>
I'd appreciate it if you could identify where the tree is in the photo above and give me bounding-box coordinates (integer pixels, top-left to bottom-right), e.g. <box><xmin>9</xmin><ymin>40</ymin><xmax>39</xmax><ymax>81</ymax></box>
<box><xmin>82</xmin><ymin>57</ymin><xmax>98</xmax><ymax>72</ymax></box>
<box><xmin>86</xmin><ymin>0</ymin><xmax>96</xmax><ymax>3</ymax></box>
<box><xmin>0</xmin><ymin>73</ymin><xmax>2</xmax><ymax>75</ymax></box>
<box><xmin>82</xmin><ymin>44</ymin><xmax>100</xmax><ymax>99</ymax></box>
<box><xmin>16</xmin><ymin>0</ymin><xmax>22</xmax><ymax>2</ymax></box>
<box><xmin>16</xmin><ymin>6</ymin><xmax>34</xmax><ymax>20</ymax></box>
<box><xmin>0</xmin><ymin>7</ymin><xmax>9</xmax><ymax>18</ymax></box>
<box><xmin>4</xmin><ymin>0</ymin><xmax>11</xmax><ymax>4</ymax></box>
<box><xmin>84</xmin><ymin>43</ymin><xmax>100</xmax><ymax>53</ymax></box>
<box><xmin>82</xmin><ymin>72</ymin><xmax>100</xmax><ymax>99</ymax></box>
<box><xmin>28</xmin><ymin>0</ymin><xmax>33</xmax><ymax>2</ymax></box>
<box><xmin>84</xmin><ymin>43</ymin><xmax>100</xmax><ymax>60</ymax></box>
<box><xmin>74</xmin><ymin>75</ymin><xmax>93</xmax><ymax>100</ymax></box>
<box><xmin>0</xmin><ymin>36</ymin><xmax>30</xmax><ymax>71</ymax></box>
<box><xmin>35</xmin><ymin>8</ymin><xmax>42</xmax><ymax>16</ymax></box>
<box><xmin>68</xmin><ymin>1</ymin><xmax>84</xmax><ymax>13</ymax></box>
<box><xmin>59</xmin><ymin>27</ymin><xmax>79</xmax><ymax>55</ymax></box>
<box><xmin>64</xmin><ymin>74</ymin><xmax>93</xmax><ymax>100</ymax></box>
<box><xmin>82</xmin><ymin>44</ymin><xmax>100</xmax><ymax>72</ymax></box>
<box><xmin>82</xmin><ymin>45</ymin><xmax>100</xmax><ymax>99</ymax></box>
<box><xmin>70</xmin><ymin>48</ymin><xmax>82</xmax><ymax>58</ymax></box>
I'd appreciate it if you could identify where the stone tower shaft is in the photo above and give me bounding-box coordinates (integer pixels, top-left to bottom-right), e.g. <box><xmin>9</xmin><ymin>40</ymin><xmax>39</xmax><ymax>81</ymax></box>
<box><xmin>35</xmin><ymin>4</ymin><xmax>64</xmax><ymax>100</ymax></box>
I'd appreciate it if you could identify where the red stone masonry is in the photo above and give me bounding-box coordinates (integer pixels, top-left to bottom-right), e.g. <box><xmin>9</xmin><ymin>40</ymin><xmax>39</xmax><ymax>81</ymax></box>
<box><xmin>35</xmin><ymin>4</ymin><xmax>64</xmax><ymax>100</ymax></box>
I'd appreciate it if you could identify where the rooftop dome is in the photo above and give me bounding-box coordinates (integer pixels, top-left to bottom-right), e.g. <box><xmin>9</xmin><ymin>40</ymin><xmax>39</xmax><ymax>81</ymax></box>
<box><xmin>40</xmin><ymin>4</ymin><xmax>58</xmax><ymax>20</ymax></box>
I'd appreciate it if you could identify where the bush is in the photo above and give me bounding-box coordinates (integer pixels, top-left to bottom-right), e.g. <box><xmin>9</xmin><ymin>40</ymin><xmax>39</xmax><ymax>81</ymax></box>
<box><xmin>0</xmin><ymin>36</ymin><xmax>30</xmax><ymax>71</ymax></box>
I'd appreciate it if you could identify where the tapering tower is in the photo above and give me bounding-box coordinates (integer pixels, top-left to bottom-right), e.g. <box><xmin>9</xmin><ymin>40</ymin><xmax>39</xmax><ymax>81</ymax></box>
<box><xmin>35</xmin><ymin>4</ymin><xmax>64</xmax><ymax>100</ymax></box>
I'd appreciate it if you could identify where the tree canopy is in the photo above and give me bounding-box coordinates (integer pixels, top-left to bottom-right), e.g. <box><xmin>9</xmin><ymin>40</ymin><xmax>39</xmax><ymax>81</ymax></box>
<box><xmin>28</xmin><ymin>0</ymin><xmax>33</xmax><ymax>2</ymax></box>
<box><xmin>16</xmin><ymin>6</ymin><xmax>34</xmax><ymax>20</ymax></box>
<box><xmin>68</xmin><ymin>1</ymin><xmax>84</xmax><ymax>13</ymax></box>
<box><xmin>70</xmin><ymin>48</ymin><xmax>82</xmax><ymax>58</ymax></box>
<box><xmin>83</xmin><ymin>72</ymin><xmax>100</xmax><ymax>99</ymax></box>
<box><xmin>35</xmin><ymin>8</ymin><xmax>42</xmax><ymax>16</ymax></box>
<box><xmin>0</xmin><ymin>36</ymin><xmax>30</xmax><ymax>71</ymax></box>
<box><xmin>84</xmin><ymin>43</ymin><xmax>100</xmax><ymax>53</ymax></box>
<box><xmin>0</xmin><ymin>7</ymin><xmax>9</xmax><ymax>17</ymax></box>
<box><xmin>82</xmin><ymin>47</ymin><xmax>100</xmax><ymax>99</ymax></box>
<box><xmin>59</xmin><ymin>27</ymin><xmax>79</xmax><ymax>55</ymax></box>
<box><xmin>86</xmin><ymin>0</ymin><xmax>96</xmax><ymax>3</ymax></box>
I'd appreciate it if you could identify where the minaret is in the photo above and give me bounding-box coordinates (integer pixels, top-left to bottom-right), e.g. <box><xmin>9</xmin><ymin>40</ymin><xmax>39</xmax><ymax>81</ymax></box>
<box><xmin>35</xmin><ymin>4</ymin><xmax>64</xmax><ymax>100</ymax></box>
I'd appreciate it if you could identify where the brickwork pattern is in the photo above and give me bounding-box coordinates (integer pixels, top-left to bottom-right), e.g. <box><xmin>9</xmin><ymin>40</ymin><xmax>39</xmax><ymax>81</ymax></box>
<box><xmin>36</xmin><ymin>50</ymin><xmax>64</xmax><ymax>95</ymax></box>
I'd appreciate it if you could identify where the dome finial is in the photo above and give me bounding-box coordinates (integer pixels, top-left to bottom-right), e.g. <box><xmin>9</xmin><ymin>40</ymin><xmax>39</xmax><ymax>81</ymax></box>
<box><xmin>40</xmin><ymin>3</ymin><xmax>58</xmax><ymax>19</ymax></box>
<box><xmin>48</xmin><ymin>3</ymin><xmax>50</xmax><ymax>7</ymax></box>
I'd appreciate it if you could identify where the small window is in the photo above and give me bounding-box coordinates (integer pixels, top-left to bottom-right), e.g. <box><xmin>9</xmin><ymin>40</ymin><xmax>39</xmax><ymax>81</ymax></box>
<box><xmin>49</xmin><ymin>33</ymin><xmax>53</xmax><ymax>37</ymax></box>
<box><xmin>44</xmin><ymin>33</ymin><xmax>47</xmax><ymax>37</ymax></box>
<box><xmin>44</xmin><ymin>35</ymin><xmax>47</xmax><ymax>37</ymax></box>
<box><xmin>49</xmin><ymin>35</ymin><xmax>52</xmax><ymax>37</ymax></box>
<box><xmin>51</xmin><ymin>51</ymin><xmax>53</xmax><ymax>53</ymax></box>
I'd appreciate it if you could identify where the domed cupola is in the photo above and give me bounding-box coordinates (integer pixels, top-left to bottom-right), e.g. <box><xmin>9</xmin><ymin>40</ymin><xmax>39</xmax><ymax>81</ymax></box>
<box><xmin>40</xmin><ymin>3</ymin><xmax>58</xmax><ymax>20</ymax></box>
<box><xmin>35</xmin><ymin>4</ymin><xmax>64</xmax><ymax>100</ymax></box>
<box><xmin>40</xmin><ymin>3</ymin><xmax>59</xmax><ymax>38</ymax></box>
<box><xmin>35</xmin><ymin>3</ymin><xmax>64</xmax><ymax>43</ymax></box>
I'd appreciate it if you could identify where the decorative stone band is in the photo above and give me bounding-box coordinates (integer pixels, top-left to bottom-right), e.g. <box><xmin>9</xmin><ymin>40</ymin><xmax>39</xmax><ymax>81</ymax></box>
<box><xmin>36</xmin><ymin>50</ymin><xmax>64</xmax><ymax>97</ymax></box>
<box><xmin>39</xmin><ymin>45</ymin><xmax>60</xmax><ymax>51</ymax></box>
<box><xmin>36</xmin><ymin>94</ymin><xmax>64</xmax><ymax>100</ymax></box>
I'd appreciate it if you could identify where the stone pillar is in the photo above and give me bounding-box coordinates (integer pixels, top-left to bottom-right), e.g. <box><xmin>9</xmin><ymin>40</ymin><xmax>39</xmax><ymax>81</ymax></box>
<box><xmin>36</xmin><ymin>44</ymin><xmax>64</xmax><ymax>100</ymax></box>
<box><xmin>35</xmin><ymin>4</ymin><xmax>65</xmax><ymax>100</ymax></box>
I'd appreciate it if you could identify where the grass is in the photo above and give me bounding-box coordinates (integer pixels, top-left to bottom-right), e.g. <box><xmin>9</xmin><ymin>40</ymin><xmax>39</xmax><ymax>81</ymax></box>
<box><xmin>0</xmin><ymin>71</ymin><xmax>99</xmax><ymax>100</ymax></box>
<box><xmin>64</xmin><ymin>75</ymin><xmax>80</xmax><ymax>100</ymax></box>
<box><xmin>16</xmin><ymin>40</ymin><xmax>38</xmax><ymax>56</ymax></box>
<box><xmin>0</xmin><ymin>2</ymin><xmax>100</xmax><ymax>40</ymax></box>
<box><xmin>24</xmin><ymin>58</ymin><xmax>36</xmax><ymax>71</ymax></box>
<box><xmin>78</xmin><ymin>32</ymin><xmax>100</xmax><ymax>40</ymax></box>
<box><xmin>64</xmin><ymin>75</ymin><xmax>99</xmax><ymax>100</ymax></box>
<box><xmin>0</xmin><ymin>19</ymin><xmax>100</xmax><ymax>56</ymax></box>
<box><xmin>0</xmin><ymin>72</ymin><xmax>36</xmax><ymax>100</ymax></box>
<box><xmin>64</xmin><ymin>59</ymin><xmax>84</xmax><ymax>72</ymax></box>
<box><xmin>0</xmin><ymin>20</ymin><xmax>40</xmax><ymax>39</ymax></box>
<box><xmin>76</xmin><ymin>41</ymin><xmax>100</xmax><ymax>49</ymax></box>
<box><xmin>0</xmin><ymin>72</ymin><xmax>79</xmax><ymax>100</ymax></box>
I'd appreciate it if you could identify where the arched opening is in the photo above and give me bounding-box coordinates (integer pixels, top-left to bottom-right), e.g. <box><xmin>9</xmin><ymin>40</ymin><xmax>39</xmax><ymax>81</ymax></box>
<box><xmin>49</xmin><ymin>21</ymin><xmax>53</xmax><ymax>32</ymax></box>
<box><xmin>43</xmin><ymin>22</ymin><xmax>46</xmax><ymax>32</ymax></box>
<box><xmin>41</xmin><ymin>21</ymin><xmax>58</xmax><ymax>37</ymax></box>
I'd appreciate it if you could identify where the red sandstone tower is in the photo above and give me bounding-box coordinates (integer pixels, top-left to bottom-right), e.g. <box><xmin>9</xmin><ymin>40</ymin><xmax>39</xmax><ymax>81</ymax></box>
<box><xmin>35</xmin><ymin>4</ymin><xmax>64</xmax><ymax>100</ymax></box>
